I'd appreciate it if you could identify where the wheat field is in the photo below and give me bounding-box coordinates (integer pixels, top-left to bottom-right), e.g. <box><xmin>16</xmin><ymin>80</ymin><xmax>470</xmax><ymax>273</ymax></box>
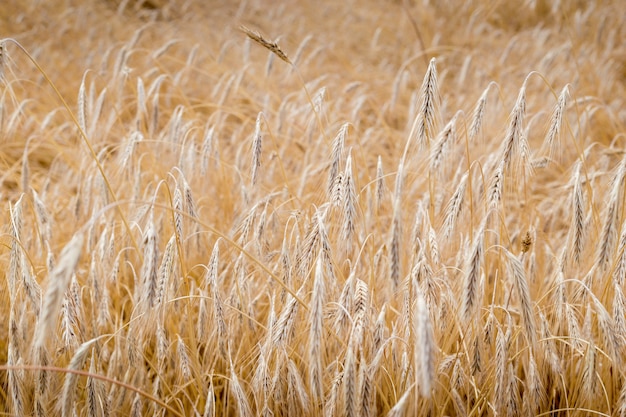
<box><xmin>1</xmin><ymin>0</ymin><xmax>626</xmax><ymax>415</ymax></box>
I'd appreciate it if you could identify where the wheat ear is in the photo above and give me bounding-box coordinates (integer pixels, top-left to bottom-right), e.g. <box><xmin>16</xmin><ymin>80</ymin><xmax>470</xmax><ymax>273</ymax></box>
<box><xmin>329</xmin><ymin>123</ymin><xmax>348</xmax><ymax>197</ymax></box>
<box><xmin>309</xmin><ymin>254</ymin><xmax>325</xmax><ymax>403</ymax></box>
<box><xmin>469</xmin><ymin>81</ymin><xmax>496</xmax><ymax>141</ymax></box>
<box><xmin>62</xmin><ymin>340</ymin><xmax>97</xmax><ymax>417</ymax></box>
<box><xmin>35</xmin><ymin>233</ymin><xmax>84</xmax><ymax>349</ymax></box>
<box><xmin>543</xmin><ymin>85</ymin><xmax>569</xmax><ymax>160</ymax></box>
<box><xmin>240</xmin><ymin>25</ymin><xmax>292</xmax><ymax>64</ymax></box>
<box><xmin>501</xmin><ymin>81</ymin><xmax>527</xmax><ymax>171</ymax></box>
<box><xmin>505</xmin><ymin>249</ymin><xmax>536</xmax><ymax>347</ymax></box>
<box><xmin>251</xmin><ymin>112</ymin><xmax>263</xmax><ymax>185</ymax></box>
<box><xmin>415</xmin><ymin>57</ymin><xmax>440</xmax><ymax>149</ymax></box>
<box><xmin>442</xmin><ymin>171</ymin><xmax>468</xmax><ymax>239</ymax></box>
<box><xmin>568</xmin><ymin>162</ymin><xmax>586</xmax><ymax>265</ymax></box>
<box><xmin>230</xmin><ymin>359</ymin><xmax>253</xmax><ymax>417</ymax></box>
<box><xmin>341</xmin><ymin>151</ymin><xmax>357</xmax><ymax>255</ymax></box>
<box><xmin>0</xmin><ymin>39</ymin><xmax>6</xmax><ymax>80</ymax></box>
<box><xmin>596</xmin><ymin>155</ymin><xmax>626</xmax><ymax>270</ymax></box>
<box><xmin>414</xmin><ymin>288</ymin><xmax>435</xmax><ymax>398</ymax></box>
<box><xmin>461</xmin><ymin>221</ymin><xmax>485</xmax><ymax>321</ymax></box>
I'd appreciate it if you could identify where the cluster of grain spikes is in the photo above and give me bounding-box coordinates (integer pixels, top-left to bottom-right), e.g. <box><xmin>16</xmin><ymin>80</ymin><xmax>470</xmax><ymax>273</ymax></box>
<box><xmin>0</xmin><ymin>5</ymin><xmax>626</xmax><ymax>416</ymax></box>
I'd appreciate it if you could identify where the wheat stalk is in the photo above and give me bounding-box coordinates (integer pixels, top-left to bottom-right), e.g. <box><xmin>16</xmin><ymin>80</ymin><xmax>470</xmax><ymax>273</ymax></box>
<box><xmin>1</xmin><ymin>4</ymin><xmax>624</xmax><ymax>416</ymax></box>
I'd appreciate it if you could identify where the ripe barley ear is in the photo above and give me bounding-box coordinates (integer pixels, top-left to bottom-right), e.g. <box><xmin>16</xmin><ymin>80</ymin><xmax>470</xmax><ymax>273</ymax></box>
<box><xmin>36</xmin><ymin>233</ymin><xmax>84</xmax><ymax>349</ymax></box>
<box><xmin>240</xmin><ymin>25</ymin><xmax>292</xmax><ymax>64</ymax></box>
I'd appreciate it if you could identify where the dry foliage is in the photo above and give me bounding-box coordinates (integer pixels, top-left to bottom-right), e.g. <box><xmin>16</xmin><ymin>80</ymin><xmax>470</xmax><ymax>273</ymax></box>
<box><xmin>1</xmin><ymin>0</ymin><xmax>626</xmax><ymax>415</ymax></box>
